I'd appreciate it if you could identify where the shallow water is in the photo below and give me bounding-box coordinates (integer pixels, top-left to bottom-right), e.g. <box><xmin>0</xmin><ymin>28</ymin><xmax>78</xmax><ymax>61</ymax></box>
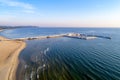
<box><xmin>1</xmin><ymin>28</ymin><xmax>120</xmax><ymax>80</ymax></box>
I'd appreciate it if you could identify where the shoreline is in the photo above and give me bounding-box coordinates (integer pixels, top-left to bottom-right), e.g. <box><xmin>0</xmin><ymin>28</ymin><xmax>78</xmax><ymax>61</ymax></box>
<box><xmin>0</xmin><ymin>36</ymin><xmax>26</xmax><ymax>80</ymax></box>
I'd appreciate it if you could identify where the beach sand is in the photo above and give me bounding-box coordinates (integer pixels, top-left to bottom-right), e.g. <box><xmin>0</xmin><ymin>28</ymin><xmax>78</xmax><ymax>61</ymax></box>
<box><xmin>0</xmin><ymin>36</ymin><xmax>26</xmax><ymax>80</ymax></box>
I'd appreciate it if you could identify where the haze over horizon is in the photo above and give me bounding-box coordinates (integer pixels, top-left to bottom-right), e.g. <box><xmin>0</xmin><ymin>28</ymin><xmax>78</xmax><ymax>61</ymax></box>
<box><xmin>0</xmin><ymin>0</ymin><xmax>120</xmax><ymax>27</ymax></box>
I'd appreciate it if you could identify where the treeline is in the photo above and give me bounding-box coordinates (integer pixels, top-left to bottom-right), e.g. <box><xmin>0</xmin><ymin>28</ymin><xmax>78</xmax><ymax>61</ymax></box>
<box><xmin>0</xmin><ymin>26</ymin><xmax>38</xmax><ymax>30</ymax></box>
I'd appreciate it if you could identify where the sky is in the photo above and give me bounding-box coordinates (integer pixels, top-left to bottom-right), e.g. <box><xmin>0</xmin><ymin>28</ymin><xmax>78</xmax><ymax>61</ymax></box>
<box><xmin>0</xmin><ymin>0</ymin><xmax>120</xmax><ymax>27</ymax></box>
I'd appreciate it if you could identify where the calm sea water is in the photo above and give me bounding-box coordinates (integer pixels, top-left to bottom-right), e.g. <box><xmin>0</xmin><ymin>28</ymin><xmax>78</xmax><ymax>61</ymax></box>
<box><xmin>0</xmin><ymin>27</ymin><xmax>115</xmax><ymax>38</ymax></box>
<box><xmin>1</xmin><ymin>27</ymin><xmax>120</xmax><ymax>80</ymax></box>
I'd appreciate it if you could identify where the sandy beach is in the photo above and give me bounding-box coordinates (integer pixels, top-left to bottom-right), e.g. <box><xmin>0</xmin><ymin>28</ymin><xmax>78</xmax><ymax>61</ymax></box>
<box><xmin>0</xmin><ymin>36</ymin><xmax>26</xmax><ymax>80</ymax></box>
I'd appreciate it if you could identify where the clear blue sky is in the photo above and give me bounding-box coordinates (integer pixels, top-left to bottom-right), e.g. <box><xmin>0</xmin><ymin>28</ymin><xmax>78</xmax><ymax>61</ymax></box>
<box><xmin>0</xmin><ymin>0</ymin><xmax>120</xmax><ymax>27</ymax></box>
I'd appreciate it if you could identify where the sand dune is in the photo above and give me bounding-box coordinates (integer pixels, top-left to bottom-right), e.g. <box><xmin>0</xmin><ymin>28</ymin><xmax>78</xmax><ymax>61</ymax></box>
<box><xmin>0</xmin><ymin>36</ymin><xmax>26</xmax><ymax>80</ymax></box>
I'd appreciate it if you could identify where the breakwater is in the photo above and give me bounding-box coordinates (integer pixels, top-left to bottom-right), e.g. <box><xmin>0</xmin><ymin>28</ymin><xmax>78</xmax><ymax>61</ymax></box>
<box><xmin>1</xmin><ymin>33</ymin><xmax>111</xmax><ymax>41</ymax></box>
<box><xmin>13</xmin><ymin>34</ymin><xmax>66</xmax><ymax>41</ymax></box>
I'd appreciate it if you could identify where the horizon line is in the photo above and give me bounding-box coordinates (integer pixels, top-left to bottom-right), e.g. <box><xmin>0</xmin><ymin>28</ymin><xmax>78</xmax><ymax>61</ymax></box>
<box><xmin>0</xmin><ymin>25</ymin><xmax>120</xmax><ymax>28</ymax></box>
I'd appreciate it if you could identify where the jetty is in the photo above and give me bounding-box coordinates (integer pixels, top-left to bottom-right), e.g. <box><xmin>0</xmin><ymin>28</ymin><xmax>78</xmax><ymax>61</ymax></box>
<box><xmin>64</xmin><ymin>33</ymin><xmax>97</xmax><ymax>40</ymax></box>
<box><xmin>0</xmin><ymin>33</ymin><xmax>111</xmax><ymax>41</ymax></box>
<box><xmin>12</xmin><ymin>34</ymin><xmax>66</xmax><ymax>41</ymax></box>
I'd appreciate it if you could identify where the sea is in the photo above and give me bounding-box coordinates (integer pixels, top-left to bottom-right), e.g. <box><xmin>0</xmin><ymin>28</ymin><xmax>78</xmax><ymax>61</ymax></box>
<box><xmin>0</xmin><ymin>27</ymin><xmax>120</xmax><ymax>80</ymax></box>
